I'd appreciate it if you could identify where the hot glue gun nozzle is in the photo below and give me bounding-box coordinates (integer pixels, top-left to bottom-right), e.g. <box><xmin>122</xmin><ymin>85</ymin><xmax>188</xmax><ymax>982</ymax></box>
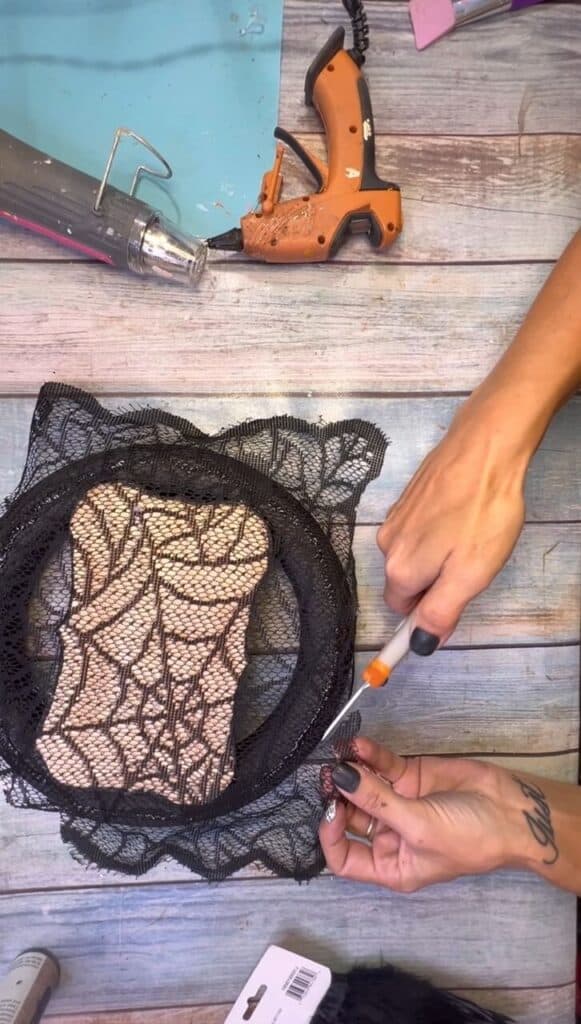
<box><xmin>207</xmin><ymin>227</ymin><xmax>244</xmax><ymax>252</ymax></box>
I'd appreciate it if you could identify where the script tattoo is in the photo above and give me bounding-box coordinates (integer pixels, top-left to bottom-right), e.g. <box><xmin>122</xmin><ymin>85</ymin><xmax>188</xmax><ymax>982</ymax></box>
<box><xmin>512</xmin><ymin>775</ymin><xmax>559</xmax><ymax>866</ymax></box>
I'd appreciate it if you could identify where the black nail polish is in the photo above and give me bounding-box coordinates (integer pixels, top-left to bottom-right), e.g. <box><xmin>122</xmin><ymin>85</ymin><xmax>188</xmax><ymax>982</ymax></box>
<box><xmin>332</xmin><ymin>762</ymin><xmax>361</xmax><ymax>793</ymax></box>
<box><xmin>410</xmin><ymin>627</ymin><xmax>440</xmax><ymax>656</ymax></box>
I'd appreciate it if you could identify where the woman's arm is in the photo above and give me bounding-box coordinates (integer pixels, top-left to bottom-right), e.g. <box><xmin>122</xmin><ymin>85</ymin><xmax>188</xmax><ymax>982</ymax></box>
<box><xmin>514</xmin><ymin>772</ymin><xmax>581</xmax><ymax>895</ymax></box>
<box><xmin>319</xmin><ymin>738</ymin><xmax>581</xmax><ymax>895</ymax></box>
<box><xmin>378</xmin><ymin>229</ymin><xmax>581</xmax><ymax>655</ymax></box>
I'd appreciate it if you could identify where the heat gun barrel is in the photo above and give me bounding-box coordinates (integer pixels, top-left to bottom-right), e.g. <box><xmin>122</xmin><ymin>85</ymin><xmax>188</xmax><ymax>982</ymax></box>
<box><xmin>0</xmin><ymin>129</ymin><xmax>206</xmax><ymax>286</ymax></box>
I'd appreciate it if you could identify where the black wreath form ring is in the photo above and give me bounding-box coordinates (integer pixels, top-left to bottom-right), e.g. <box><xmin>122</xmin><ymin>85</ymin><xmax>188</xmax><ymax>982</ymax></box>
<box><xmin>0</xmin><ymin>384</ymin><xmax>387</xmax><ymax>878</ymax></box>
<box><xmin>0</xmin><ymin>444</ymin><xmax>355</xmax><ymax>825</ymax></box>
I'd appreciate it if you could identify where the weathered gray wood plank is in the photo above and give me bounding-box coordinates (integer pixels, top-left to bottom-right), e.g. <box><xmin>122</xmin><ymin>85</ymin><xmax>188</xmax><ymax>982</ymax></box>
<box><xmin>0</xmin><ymin>261</ymin><xmax>559</xmax><ymax>394</ymax></box>
<box><xmin>5</xmin><ymin>515</ymin><xmax>577</xmax><ymax>654</ymax></box>
<box><xmin>0</xmin><ymin>393</ymin><xmax>577</xmax><ymax>646</ymax></box>
<box><xmin>0</xmin><ymin>872</ymin><xmax>575</xmax><ymax>1013</ymax></box>
<box><xmin>282</xmin><ymin>1</ymin><xmax>581</xmax><ymax>135</ymax></box>
<box><xmin>0</xmin><ymin>5</ymin><xmax>577</xmax><ymax>1024</ymax></box>
<box><xmin>44</xmin><ymin>983</ymin><xmax>578</xmax><ymax>1024</ymax></box>
<box><xmin>0</xmin><ymin>462</ymin><xmax>576</xmax><ymax>645</ymax></box>
<box><xmin>250</xmin><ymin>133</ymin><xmax>581</xmax><ymax>265</ymax></box>
<box><xmin>1</xmin><ymin>755</ymin><xmax>575</xmax><ymax>892</ymax></box>
<box><xmin>1</xmin><ymin>646</ymin><xmax>576</xmax><ymax>893</ymax></box>
<box><xmin>46</xmin><ymin>1011</ymin><xmax>226</xmax><ymax>1024</ymax></box>
<box><xmin>3</xmin><ymin>134</ymin><xmax>580</xmax><ymax>263</ymax></box>
<box><xmin>359</xmin><ymin>645</ymin><xmax>580</xmax><ymax>754</ymax></box>
<box><xmin>355</xmin><ymin>522</ymin><xmax>580</xmax><ymax>647</ymax></box>
<box><xmin>457</xmin><ymin>985</ymin><xmax>576</xmax><ymax>1024</ymax></box>
<box><xmin>405</xmin><ymin>752</ymin><xmax>577</xmax><ymax>781</ymax></box>
<box><xmin>0</xmin><ymin>395</ymin><xmax>578</xmax><ymax>523</ymax></box>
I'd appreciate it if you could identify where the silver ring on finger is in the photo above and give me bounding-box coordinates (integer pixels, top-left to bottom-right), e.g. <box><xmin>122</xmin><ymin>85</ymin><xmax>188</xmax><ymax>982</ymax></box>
<box><xmin>365</xmin><ymin>817</ymin><xmax>377</xmax><ymax>841</ymax></box>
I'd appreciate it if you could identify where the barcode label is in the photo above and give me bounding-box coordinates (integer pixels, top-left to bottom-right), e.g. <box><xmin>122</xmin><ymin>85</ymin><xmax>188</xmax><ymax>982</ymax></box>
<box><xmin>285</xmin><ymin>966</ymin><xmax>317</xmax><ymax>1002</ymax></box>
<box><xmin>226</xmin><ymin>945</ymin><xmax>331</xmax><ymax>1024</ymax></box>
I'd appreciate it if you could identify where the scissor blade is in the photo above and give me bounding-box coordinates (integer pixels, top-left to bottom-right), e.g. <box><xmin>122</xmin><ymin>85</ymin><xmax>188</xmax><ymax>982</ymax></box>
<box><xmin>321</xmin><ymin>683</ymin><xmax>370</xmax><ymax>742</ymax></box>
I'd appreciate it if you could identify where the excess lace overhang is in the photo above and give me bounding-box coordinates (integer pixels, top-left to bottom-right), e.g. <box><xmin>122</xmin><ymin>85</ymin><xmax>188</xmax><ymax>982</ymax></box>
<box><xmin>0</xmin><ymin>383</ymin><xmax>387</xmax><ymax>879</ymax></box>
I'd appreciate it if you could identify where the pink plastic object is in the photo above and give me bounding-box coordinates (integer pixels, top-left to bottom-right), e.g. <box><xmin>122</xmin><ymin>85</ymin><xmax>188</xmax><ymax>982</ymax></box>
<box><xmin>409</xmin><ymin>0</ymin><xmax>456</xmax><ymax>49</ymax></box>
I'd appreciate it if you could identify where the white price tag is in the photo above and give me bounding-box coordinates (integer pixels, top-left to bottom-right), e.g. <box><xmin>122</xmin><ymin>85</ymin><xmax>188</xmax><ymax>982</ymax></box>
<box><xmin>225</xmin><ymin>945</ymin><xmax>332</xmax><ymax>1024</ymax></box>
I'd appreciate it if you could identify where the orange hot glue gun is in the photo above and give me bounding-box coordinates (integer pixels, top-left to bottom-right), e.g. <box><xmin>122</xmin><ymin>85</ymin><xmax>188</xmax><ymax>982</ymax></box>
<box><xmin>207</xmin><ymin>4</ymin><xmax>403</xmax><ymax>263</ymax></box>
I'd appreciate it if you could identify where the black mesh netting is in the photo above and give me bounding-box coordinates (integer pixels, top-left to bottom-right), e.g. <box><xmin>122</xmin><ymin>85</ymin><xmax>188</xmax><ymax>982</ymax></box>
<box><xmin>0</xmin><ymin>384</ymin><xmax>387</xmax><ymax>879</ymax></box>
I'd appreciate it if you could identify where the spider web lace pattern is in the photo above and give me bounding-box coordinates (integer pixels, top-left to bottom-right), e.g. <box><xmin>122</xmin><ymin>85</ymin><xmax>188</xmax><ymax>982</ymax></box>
<box><xmin>0</xmin><ymin>384</ymin><xmax>387</xmax><ymax>878</ymax></box>
<box><xmin>37</xmin><ymin>484</ymin><xmax>270</xmax><ymax>805</ymax></box>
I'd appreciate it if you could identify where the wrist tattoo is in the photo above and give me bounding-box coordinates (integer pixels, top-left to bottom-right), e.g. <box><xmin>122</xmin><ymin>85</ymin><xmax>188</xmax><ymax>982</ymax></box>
<box><xmin>512</xmin><ymin>775</ymin><xmax>559</xmax><ymax>866</ymax></box>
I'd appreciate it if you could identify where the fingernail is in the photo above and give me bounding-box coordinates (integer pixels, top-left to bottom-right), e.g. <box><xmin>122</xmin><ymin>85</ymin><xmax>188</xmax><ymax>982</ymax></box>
<box><xmin>332</xmin><ymin>762</ymin><xmax>361</xmax><ymax>793</ymax></box>
<box><xmin>324</xmin><ymin>799</ymin><xmax>337</xmax><ymax>823</ymax></box>
<box><xmin>410</xmin><ymin>627</ymin><xmax>440</xmax><ymax>656</ymax></box>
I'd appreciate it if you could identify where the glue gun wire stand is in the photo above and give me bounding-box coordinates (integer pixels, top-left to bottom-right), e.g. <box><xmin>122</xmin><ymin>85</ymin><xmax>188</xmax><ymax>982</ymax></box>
<box><xmin>0</xmin><ymin>127</ymin><xmax>207</xmax><ymax>286</ymax></box>
<box><xmin>208</xmin><ymin>0</ymin><xmax>402</xmax><ymax>263</ymax></box>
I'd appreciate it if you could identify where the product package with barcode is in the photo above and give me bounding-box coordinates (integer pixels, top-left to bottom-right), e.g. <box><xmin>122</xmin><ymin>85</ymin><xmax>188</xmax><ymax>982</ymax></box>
<box><xmin>225</xmin><ymin>946</ymin><xmax>331</xmax><ymax>1024</ymax></box>
<box><xmin>226</xmin><ymin>945</ymin><xmax>514</xmax><ymax>1023</ymax></box>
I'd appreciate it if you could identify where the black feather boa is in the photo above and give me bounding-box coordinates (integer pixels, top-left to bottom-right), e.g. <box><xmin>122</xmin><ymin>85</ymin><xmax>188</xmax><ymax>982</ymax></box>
<box><xmin>312</xmin><ymin>965</ymin><xmax>514</xmax><ymax>1023</ymax></box>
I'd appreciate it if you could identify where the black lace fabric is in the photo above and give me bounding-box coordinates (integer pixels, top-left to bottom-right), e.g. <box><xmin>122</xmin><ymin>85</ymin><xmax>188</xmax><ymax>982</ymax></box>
<box><xmin>0</xmin><ymin>384</ymin><xmax>386</xmax><ymax>879</ymax></box>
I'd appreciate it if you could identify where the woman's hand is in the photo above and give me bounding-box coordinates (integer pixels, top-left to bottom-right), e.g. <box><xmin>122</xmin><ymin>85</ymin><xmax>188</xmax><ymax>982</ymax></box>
<box><xmin>319</xmin><ymin>738</ymin><xmax>544</xmax><ymax>893</ymax></box>
<box><xmin>377</xmin><ymin>229</ymin><xmax>581</xmax><ymax>655</ymax></box>
<box><xmin>377</xmin><ymin>396</ymin><xmax>528</xmax><ymax>654</ymax></box>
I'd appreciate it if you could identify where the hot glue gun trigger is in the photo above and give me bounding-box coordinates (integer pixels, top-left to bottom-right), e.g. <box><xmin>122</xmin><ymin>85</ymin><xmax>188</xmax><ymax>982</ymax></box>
<box><xmin>273</xmin><ymin>127</ymin><xmax>327</xmax><ymax>191</ymax></box>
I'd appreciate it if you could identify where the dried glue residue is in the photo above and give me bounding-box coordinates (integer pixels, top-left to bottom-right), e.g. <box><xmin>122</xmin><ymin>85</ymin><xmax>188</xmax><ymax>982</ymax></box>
<box><xmin>239</xmin><ymin>7</ymin><xmax>265</xmax><ymax>35</ymax></box>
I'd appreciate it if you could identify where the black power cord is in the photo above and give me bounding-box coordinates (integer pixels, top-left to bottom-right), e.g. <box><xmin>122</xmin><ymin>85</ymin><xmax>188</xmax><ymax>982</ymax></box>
<box><xmin>342</xmin><ymin>0</ymin><xmax>370</xmax><ymax>65</ymax></box>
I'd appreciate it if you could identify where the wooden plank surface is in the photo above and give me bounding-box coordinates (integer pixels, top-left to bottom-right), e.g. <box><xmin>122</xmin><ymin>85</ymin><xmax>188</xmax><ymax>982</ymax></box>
<box><xmin>356</xmin><ymin>522</ymin><xmax>580</xmax><ymax>646</ymax></box>
<box><xmin>0</xmin><ymin>755</ymin><xmax>575</xmax><ymax>892</ymax></box>
<box><xmin>1</xmin><ymin>645</ymin><xmax>576</xmax><ymax>894</ymax></box>
<box><xmin>1</xmin><ymin>395</ymin><xmax>579</xmax><ymax>522</ymax></box>
<box><xmin>45</xmin><ymin>983</ymin><xmax>578</xmax><ymax>1024</ymax></box>
<box><xmin>1</xmin><ymin>3</ymin><xmax>579</xmax><ymax>1022</ymax></box>
<box><xmin>0</xmin><ymin>753</ymin><xmax>574</xmax><ymax>895</ymax></box>
<box><xmin>3</xmin><ymin>133</ymin><xmax>581</xmax><ymax>264</ymax></box>
<box><xmin>457</xmin><ymin>985</ymin><xmax>577</xmax><ymax>1024</ymax></box>
<box><xmin>281</xmin><ymin>1</ymin><xmax>581</xmax><ymax>135</ymax></box>
<box><xmin>403</xmin><ymin>752</ymin><xmax>577</xmax><ymax>782</ymax></box>
<box><xmin>240</xmin><ymin>133</ymin><xmax>581</xmax><ymax>265</ymax></box>
<box><xmin>0</xmin><ymin>511</ymin><xmax>576</xmax><ymax>649</ymax></box>
<box><xmin>0</xmin><ymin>872</ymin><xmax>575</xmax><ymax>1014</ymax></box>
<box><xmin>46</xmin><ymin>1011</ymin><xmax>228</xmax><ymax>1024</ymax></box>
<box><xmin>0</xmin><ymin>261</ymin><xmax>558</xmax><ymax>394</ymax></box>
<box><xmin>358</xmin><ymin>645</ymin><xmax>580</xmax><ymax>754</ymax></box>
